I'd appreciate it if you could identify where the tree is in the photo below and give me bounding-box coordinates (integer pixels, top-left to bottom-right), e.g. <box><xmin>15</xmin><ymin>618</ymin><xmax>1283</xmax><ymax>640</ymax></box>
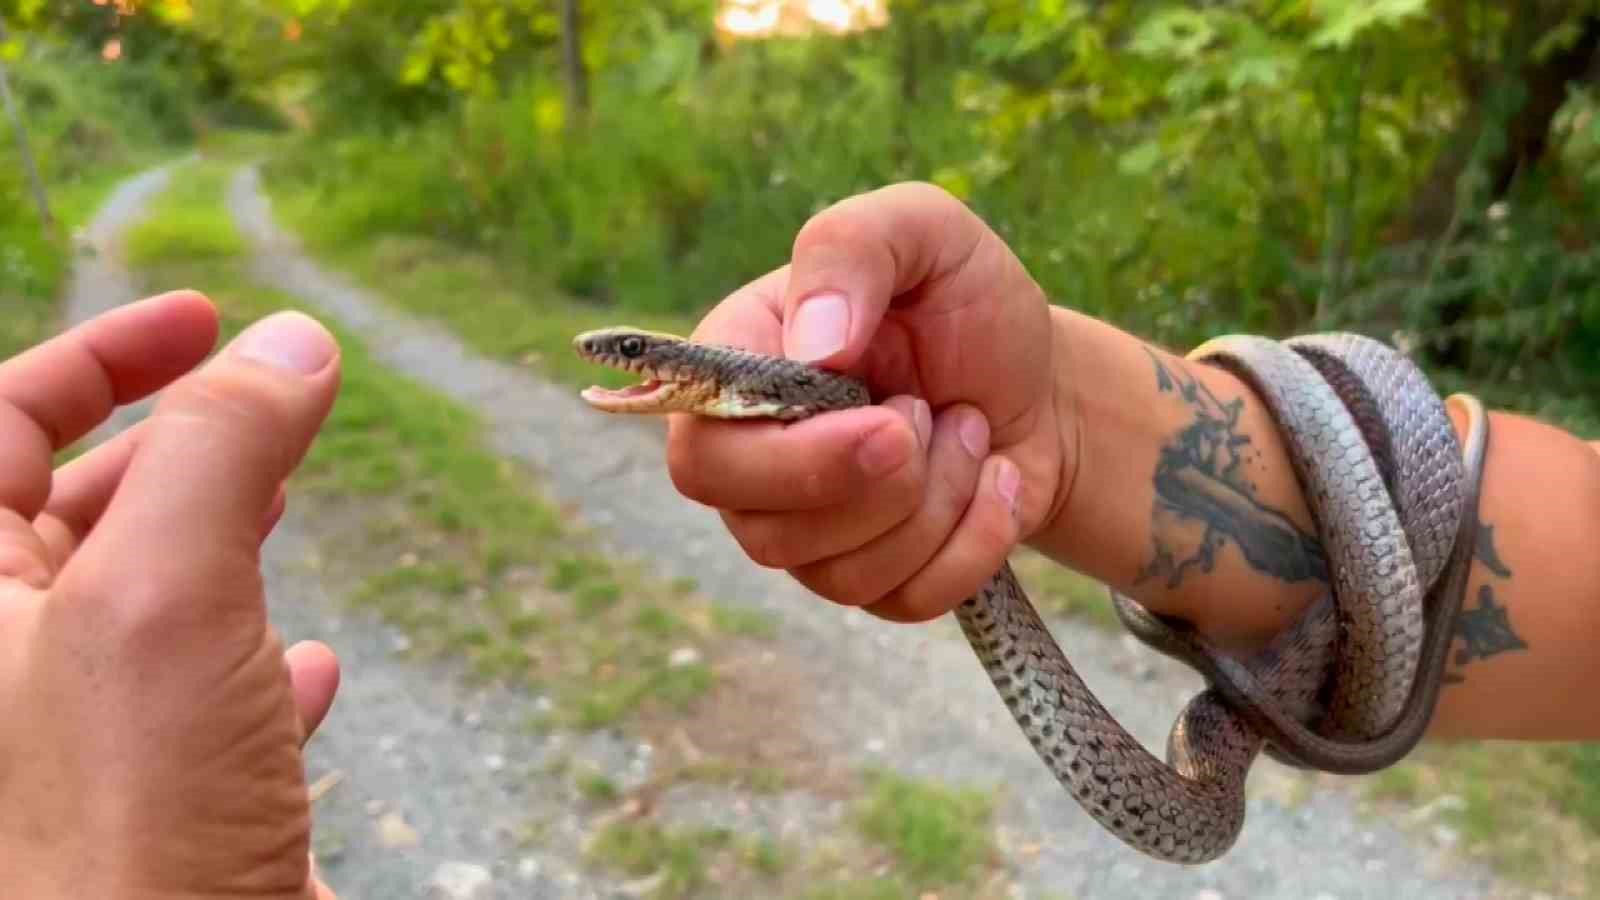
<box><xmin>560</xmin><ymin>0</ymin><xmax>588</xmax><ymax>123</ymax></box>
<box><xmin>0</xmin><ymin>14</ymin><xmax>53</xmax><ymax>235</ymax></box>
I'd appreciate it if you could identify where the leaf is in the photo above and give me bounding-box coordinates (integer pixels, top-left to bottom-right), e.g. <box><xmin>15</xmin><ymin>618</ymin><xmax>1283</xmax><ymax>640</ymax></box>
<box><xmin>1118</xmin><ymin>140</ymin><xmax>1163</xmax><ymax>176</ymax></box>
<box><xmin>1226</xmin><ymin>53</ymin><xmax>1294</xmax><ymax>91</ymax></box>
<box><xmin>1130</xmin><ymin>9</ymin><xmax>1217</xmax><ymax>61</ymax></box>
<box><xmin>930</xmin><ymin>166</ymin><xmax>974</xmax><ymax>202</ymax></box>
<box><xmin>532</xmin><ymin>93</ymin><xmax>565</xmax><ymax>135</ymax></box>
<box><xmin>1534</xmin><ymin>20</ymin><xmax>1585</xmax><ymax>63</ymax></box>
<box><xmin>1309</xmin><ymin>0</ymin><xmax>1427</xmax><ymax>50</ymax></box>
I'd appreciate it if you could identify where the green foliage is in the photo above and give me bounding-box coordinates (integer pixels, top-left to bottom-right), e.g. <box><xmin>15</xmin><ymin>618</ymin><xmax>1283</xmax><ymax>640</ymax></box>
<box><xmin>237</xmin><ymin>2</ymin><xmax>1600</xmax><ymax>430</ymax></box>
<box><xmin>0</xmin><ymin>24</ymin><xmax>205</xmax><ymax>355</ymax></box>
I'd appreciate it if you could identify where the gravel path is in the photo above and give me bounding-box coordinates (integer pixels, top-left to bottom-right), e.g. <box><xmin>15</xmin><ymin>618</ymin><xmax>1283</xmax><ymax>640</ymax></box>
<box><xmin>63</xmin><ymin>162</ymin><xmax>1532</xmax><ymax>900</ymax></box>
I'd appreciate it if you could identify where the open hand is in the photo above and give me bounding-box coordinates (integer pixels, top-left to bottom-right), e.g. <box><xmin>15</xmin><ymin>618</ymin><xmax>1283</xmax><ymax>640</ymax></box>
<box><xmin>0</xmin><ymin>291</ymin><xmax>341</xmax><ymax>900</ymax></box>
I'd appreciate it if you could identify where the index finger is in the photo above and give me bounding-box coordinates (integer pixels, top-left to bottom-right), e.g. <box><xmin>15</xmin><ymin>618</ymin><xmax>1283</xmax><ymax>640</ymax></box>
<box><xmin>0</xmin><ymin>290</ymin><xmax>219</xmax><ymax>520</ymax></box>
<box><xmin>667</xmin><ymin>402</ymin><xmax>918</xmax><ymax>511</ymax></box>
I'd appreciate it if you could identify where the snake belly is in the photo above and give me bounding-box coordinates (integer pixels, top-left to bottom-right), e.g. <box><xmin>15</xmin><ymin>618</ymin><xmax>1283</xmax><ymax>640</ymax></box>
<box><xmin>571</xmin><ymin>327</ymin><xmax>1485</xmax><ymax>865</ymax></box>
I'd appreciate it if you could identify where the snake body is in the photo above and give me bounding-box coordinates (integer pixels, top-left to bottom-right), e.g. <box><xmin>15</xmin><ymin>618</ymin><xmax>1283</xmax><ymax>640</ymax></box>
<box><xmin>572</xmin><ymin>326</ymin><xmax>1488</xmax><ymax>864</ymax></box>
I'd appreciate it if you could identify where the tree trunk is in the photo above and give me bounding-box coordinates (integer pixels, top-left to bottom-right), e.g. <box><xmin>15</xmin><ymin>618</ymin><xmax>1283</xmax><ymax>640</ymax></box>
<box><xmin>560</xmin><ymin>0</ymin><xmax>589</xmax><ymax>125</ymax></box>
<box><xmin>894</xmin><ymin>5</ymin><xmax>919</xmax><ymax>170</ymax></box>
<box><xmin>0</xmin><ymin>19</ymin><xmax>54</xmax><ymax>236</ymax></box>
<box><xmin>1398</xmin><ymin>13</ymin><xmax>1600</xmax><ymax>241</ymax></box>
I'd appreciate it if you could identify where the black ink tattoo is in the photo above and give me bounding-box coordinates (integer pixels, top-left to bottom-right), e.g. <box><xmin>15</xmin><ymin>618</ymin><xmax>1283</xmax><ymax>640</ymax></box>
<box><xmin>1454</xmin><ymin>584</ymin><xmax>1528</xmax><ymax>664</ymax></box>
<box><xmin>1444</xmin><ymin>519</ymin><xmax>1526</xmax><ymax>684</ymax></box>
<box><xmin>1139</xmin><ymin>349</ymin><xmax>1328</xmax><ymax>590</ymax></box>
<box><xmin>1475</xmin><ymin>522</ymin><xmax>1512</xmax><ymax>578</ymax></box>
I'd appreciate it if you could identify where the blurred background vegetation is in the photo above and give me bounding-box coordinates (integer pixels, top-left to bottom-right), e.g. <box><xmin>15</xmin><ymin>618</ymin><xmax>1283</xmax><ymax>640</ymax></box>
<box><xmin>7</xmin><ymin>1</ymin><xmax>1600</xmax><ymax>430</ymax></box>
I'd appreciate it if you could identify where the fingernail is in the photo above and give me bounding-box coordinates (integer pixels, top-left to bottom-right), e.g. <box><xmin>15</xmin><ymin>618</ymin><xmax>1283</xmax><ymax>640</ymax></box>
<box><xmin>958</xmin><ymin>411</ymin><xmax>989</xmax><ymax>458</ymax></box>
<box><xmin>882</xmin><ymin>396</ymin><xmax>929</xmax><ymax>449</ymax></box>
<box><xmin>229</xmin><ymin>311</ymin><xmax>336</xmax><ymax>375</ymax></box>
<box><xmin>858</xmin><ymin>422</ymin><xmax>912</xmax><ymax>478</ymax></box>
<box><xmin>995</xmin><ymin>459</ymin><xmax>1021</xmax><ymax>516</ymax></box>
<box><xmin>787</xmin><ymin>292</ymin><xmax>850</xmax><ymax>362</ymax></box>
<box><xmin>911</xmin><ymin>398</ymin><xmax>932</xmax><ymax>448</ymax></box>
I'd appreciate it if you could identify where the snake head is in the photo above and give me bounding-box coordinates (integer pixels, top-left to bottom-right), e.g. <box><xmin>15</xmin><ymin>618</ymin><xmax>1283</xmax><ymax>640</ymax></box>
<box><xmin>572</xmin><ymin>325</ymin><xmax>870</xmax><ymax>420</ymax></box>
<box><xmin>572</xmin><ymin>327</ymin><xmax>705</xmax><ymax>415</ymax></box>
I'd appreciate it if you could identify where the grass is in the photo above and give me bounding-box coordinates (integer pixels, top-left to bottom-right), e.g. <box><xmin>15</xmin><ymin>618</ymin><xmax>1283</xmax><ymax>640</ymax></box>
<box><xmin>1365</xmin><ymin>742</ymin><xmax>1600</xmax><ymax>894</ymax></box>
<box><xmin>586</xmin><ymin>820</ymin><xmax>783</xmax><ymax>899</ymax></box>
<box><xmin>581</xmin><ymin>767</ymin><xmax>1005</xmax><ymax>899</ymax></box>
<box><xmin>121</xmin><ymin>158</ymin><xmax>773</xmax><ymax>738</ymax></box>
<box><xmin>855</xmin><ymin>770</ymin><xmax>997</xmax><ymax>890</ymax></box>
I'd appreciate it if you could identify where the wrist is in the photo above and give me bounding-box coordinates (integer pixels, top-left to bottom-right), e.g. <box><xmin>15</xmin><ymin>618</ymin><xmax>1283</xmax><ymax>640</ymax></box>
<box><xmin>1026</xmin><ymin>308</ymin><xmax>1325</xmax><ymax>647</ymax></box>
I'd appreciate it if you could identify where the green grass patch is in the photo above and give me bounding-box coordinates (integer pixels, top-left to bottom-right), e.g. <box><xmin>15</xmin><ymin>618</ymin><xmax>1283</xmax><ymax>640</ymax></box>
<box><xmin>1365</xmin><ymin>742</ymin><xmax>1600</xmax><ymax>892</ymax></box>
<box><xmin>585</xmin><ymin>821</ymin><xmax>735</xmax><ymax>899</ymax></box>
<box><xmin>801</xmin><ymin>878</ymin><xmax>909</xmax><ymax>900</ymax></box>
<box><xmin>575</xmin><ymin>771</ymin><xmax>620</xmax><ymax>804</ymax></box>
<box><xmin>709</xmin><ymin>603</ymin><xmax>779</xmax><ymax>639</ymax></box>
<box><xmin>121</xmin><ymin>170</ymin><xmax>246</xmax><ymax>266</ymax></box>
<box><xmin>854</xmin><ymin>770</ymin><xmax>997</xmax><ymax>890</ymax></box>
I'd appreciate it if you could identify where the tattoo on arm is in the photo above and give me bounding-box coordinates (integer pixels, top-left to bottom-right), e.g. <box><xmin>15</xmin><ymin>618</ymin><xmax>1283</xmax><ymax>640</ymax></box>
<box><xmin>1443</xmin><ymin>521</ymin><xmax>1526</xmax><ymax>684</ymax></box>
<box><xmin>1138</xmin><ymin>349</ymin><xmax>1328</xmax><ymax>590</ymax></box>
<box><xmin>1140</xmin><ymin>346</ymin><xmax>1527</xmax><ymax>684</ymax></box>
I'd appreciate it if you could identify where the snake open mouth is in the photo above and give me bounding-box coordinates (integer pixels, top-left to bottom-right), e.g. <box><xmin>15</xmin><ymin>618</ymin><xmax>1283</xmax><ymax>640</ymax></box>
<box><xmin>580</xmin><ymin>378</ymin><xmax>666</xmax><ymax>407</ymax></box>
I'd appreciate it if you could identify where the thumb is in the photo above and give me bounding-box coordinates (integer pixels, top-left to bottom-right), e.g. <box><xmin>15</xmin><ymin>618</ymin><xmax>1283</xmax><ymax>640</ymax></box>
<box><xmin>780</xmin><ymin>182</ymin><xmax>990</xmax><ymax>369</ymax></box>
<box><xmin>72</xmin><ymin>312</ymin><xmax>339</xmax><ymax>607</ymax></box>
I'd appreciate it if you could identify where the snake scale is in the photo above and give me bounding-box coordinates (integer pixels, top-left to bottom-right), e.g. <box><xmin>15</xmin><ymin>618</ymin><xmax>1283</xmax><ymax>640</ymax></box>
<box><xmin>572</xmin><ymin>325</ymin><xmax>1489</xmax><ymax>864</ymax></box>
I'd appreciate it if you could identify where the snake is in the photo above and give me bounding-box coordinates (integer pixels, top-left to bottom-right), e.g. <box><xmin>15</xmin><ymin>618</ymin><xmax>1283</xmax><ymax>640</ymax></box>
<box><xmin>570</xmin><ymin>325</ymin><xmax>1489</xmax><ymax>864</ymax></box>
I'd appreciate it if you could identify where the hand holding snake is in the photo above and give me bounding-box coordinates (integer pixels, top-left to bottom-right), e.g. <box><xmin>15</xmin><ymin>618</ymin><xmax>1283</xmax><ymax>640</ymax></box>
<box><xmin>572</xmin><ymin>184</ymin><xmax>1499</xmax><ymax>862</ymax></box>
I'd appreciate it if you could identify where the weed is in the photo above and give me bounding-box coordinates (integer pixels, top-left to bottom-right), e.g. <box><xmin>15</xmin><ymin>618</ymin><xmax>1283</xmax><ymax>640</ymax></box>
<box><xmin>709</xmin><ymin>604</ymin><xmax>779</xmax><ymax>639</ymax></box>
<box><xmin>586</xmin><ymin>821</ymin><xmax>733</xmax><ymax>899</ymax></box>
<box><xmin>855</xmin><ymin>770</ymin><xmax>996</xmax><ymax>889</ymax></box>
<box><xmin>575</xmin><ymin>772</ymin><xmax>620</xmax><ymax>804</ymax></box>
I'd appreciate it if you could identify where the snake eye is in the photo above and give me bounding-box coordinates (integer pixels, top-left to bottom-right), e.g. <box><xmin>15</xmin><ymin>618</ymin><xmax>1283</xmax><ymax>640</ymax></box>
<box><xmin>619</xmin><ymin>336</ymin><xmax>646</xmax><ymax>358</ymax></box>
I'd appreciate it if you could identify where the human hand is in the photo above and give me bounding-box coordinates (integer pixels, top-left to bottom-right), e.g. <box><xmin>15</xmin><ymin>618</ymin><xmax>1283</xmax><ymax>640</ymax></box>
<box><xmin>0</xmin><ymin>291</ymin><xmax>342</xmax><ymax>900</ymax></box>
<box><xmin>666</xmin><ymin>183</ymin><xmax>1073</xmax><ymax>622</ymax></box>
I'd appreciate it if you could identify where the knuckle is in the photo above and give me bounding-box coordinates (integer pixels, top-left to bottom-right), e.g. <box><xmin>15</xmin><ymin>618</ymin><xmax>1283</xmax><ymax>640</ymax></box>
<box><xmin>165</xmin><ymin>369</ymin><xmax>296</xmax><ymax>471</ymax></box>
<box><xmin>972</xmin><ymin>505</ymin><xmax>1020</xmax><ymax>560</ymax></box>
<box><xmin>798</xmin><ymin>562</ymin><xmax>889</xmax><ymax>609</ymax></box>
<box><xmin>877</xmin><ymin>457</ymin><xmax>927</xmax><ymax>512</ymax></box>
<box><xmin>727</xmin><ymin>515</ymin><xmax>798</xmax><ymax>570</ymax></box>
<box><xmin>873</xmin><ymin>584</ymin><xmax>951</xmax><ymax>623</ymax></box>
<box><xmin>930</xmin><ymin>454</ymin><xmax>980</xmax><ymax>510</ymax></box>
<box><xmin>58</xmin><ymin>557</ymin><xmax>263</xmax><ymax>655</ymax></box>
<box><xmin>665</xmin><ymin>426</ymin><xmax>723</xmax><ymax>505</ymax></box>
<box><xmin>793</xmin><ymin>204</ymin><xmax>873</xmax><ymax>257</ymax></box>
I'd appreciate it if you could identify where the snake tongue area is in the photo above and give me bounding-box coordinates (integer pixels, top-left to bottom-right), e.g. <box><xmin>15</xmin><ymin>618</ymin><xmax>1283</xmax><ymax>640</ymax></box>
<box><xmin>579</xmin><ymin>379</ymin><xmax>669</xmax><ymax>411</ymax></box>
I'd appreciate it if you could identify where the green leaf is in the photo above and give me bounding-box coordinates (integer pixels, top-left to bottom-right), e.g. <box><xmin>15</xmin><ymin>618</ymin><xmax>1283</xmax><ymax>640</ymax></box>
<box><xmin>1118</xmin><ymin>140</ymin><xmax>1162</xmax><ymax>176</ymax></box>
<box><xmin>1309</xmin><ymin>0</ymin><xmax>1427</xmax><ymax>50</ymax></box>
<box><xmin>1130</xmin><ymin>9</ymin><xmax>1217</xmax><ymax>60</ymax></box>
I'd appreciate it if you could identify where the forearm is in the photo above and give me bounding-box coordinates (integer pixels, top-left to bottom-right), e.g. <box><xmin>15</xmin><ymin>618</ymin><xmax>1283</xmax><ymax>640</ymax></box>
<box><xmin>1029</xmin><ymin>306</ymin><xmax>1600</xmax><ymax>740</ymax></box>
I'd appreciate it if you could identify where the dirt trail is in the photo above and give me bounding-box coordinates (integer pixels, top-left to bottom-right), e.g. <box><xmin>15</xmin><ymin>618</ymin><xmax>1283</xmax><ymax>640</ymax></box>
<box><xmin>64</xmin><ymin>162</ymin><xmax>1530</xmax><ymax>899</ymax></box>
